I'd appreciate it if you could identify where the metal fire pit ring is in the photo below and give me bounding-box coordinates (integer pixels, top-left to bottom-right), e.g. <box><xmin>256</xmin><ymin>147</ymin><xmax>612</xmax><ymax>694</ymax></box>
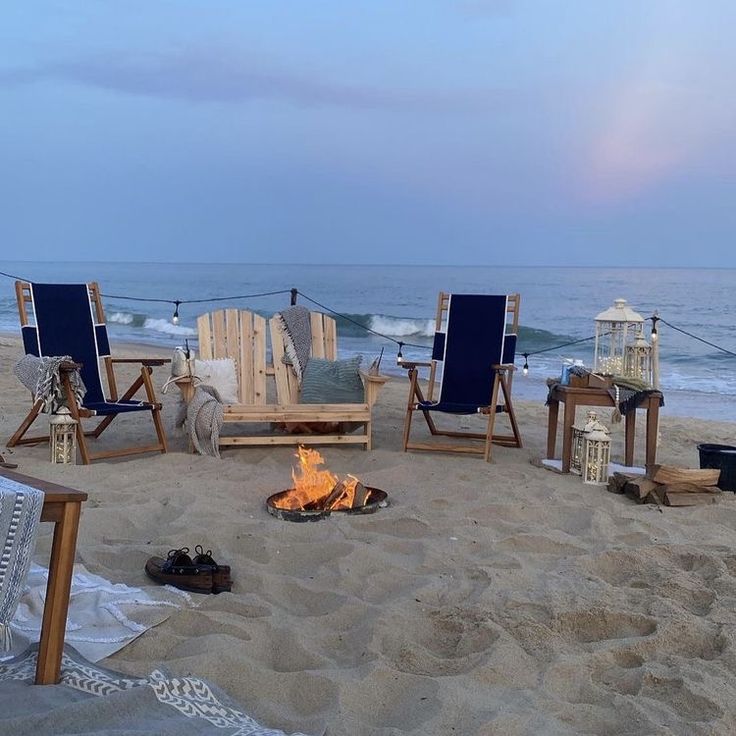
<box><xmin>266</xmin><ymin>487</ymin><xmax>389</xmax><ymax>523</ymax></box>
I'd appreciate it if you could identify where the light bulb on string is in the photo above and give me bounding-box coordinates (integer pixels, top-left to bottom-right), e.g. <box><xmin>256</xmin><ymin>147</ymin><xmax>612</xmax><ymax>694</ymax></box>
<box><xmin>172</xmin><ymin>300</ymin><xmax>181</xmax><ymax>325</ymax></box>
<box><xmin>522</xmin><ymin>353</ymin><xmax>529</xmax><ymax>376</ymax></box>
<box><xmin>396</xmin><ymin>341</ymin><xmax>404</xmax><ymax>365</ymax></box>
<box><xmin>650</xmin><ymin>313</ymin><xmax>659</xmax><ymax>342</ymax></box>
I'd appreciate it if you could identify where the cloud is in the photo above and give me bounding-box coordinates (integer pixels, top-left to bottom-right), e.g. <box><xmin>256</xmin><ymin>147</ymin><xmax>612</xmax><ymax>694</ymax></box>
<box><xmin>0</xmin><ymin>48</ymin><xmax>511</xmax><ymax>113</ymax></box>
<box><xmin>581</xmin><ymin>6</ymin><xmax>736</xmax><ymax>204</ymax></box>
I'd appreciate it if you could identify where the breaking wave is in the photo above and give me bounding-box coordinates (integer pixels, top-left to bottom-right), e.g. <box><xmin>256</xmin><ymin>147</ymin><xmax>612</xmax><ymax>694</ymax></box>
<box><xmin>108</xmin><ymin>311</ymin><xmax>197</xmax><ymax>337</ymax></box>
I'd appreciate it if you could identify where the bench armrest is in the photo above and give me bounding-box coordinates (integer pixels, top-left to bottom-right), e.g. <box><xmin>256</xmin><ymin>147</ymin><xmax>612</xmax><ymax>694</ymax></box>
<box><xmin>110</xmin><ymin>358</ymin><xmax>170</xmax><ymax>366</ymax></box>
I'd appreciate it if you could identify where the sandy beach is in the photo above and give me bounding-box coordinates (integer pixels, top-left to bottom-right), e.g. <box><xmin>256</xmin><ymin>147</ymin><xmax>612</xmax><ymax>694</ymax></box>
<box><xmin>2</xmin><ymin>334</ymin><xmax>736</xmax><ymax>735</ymax></box>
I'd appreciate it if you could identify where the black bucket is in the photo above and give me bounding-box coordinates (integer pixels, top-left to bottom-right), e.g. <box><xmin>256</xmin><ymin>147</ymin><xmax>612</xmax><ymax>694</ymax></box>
<box><xmin>697</xmin><ymin>444</ymin><xmax>736</xmax><ymax>492</ymax></box>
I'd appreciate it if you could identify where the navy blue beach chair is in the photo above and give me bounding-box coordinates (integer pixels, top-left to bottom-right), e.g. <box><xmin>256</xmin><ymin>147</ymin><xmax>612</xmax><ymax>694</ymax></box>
<box><xmin>8</xmin><ymin>281</ymin><xmax>168</xmax><ymax>464</ymax></box>
<box><xmin>401</xmin><ymin>292</ymin><xmax>522</xmax><ymax>462</ymax></box>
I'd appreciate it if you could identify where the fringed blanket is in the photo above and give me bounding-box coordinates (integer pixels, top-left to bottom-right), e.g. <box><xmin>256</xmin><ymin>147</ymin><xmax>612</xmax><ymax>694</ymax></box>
<box><xmin>13</xmin><ymin>354</ymin><xmax>86</xmax><ymax>413</ymax></box>
<box><xmin>0</xmin><ymin>476</ymin><xmax>44</xmax><ymax>652</ymax></box>
<box><xmin>275</xmin><ymin>306</ymin><xmax>312</xmax><ymax>385</ymax></box>
<box><xmin>0</xmin><ymin>645</ymin><xmax>310</xmax><ymax>736</ymax></box>
<box><xmin>607</xmin><ymin>385</ymin><xmax>665</xmax><ymax>422</ymax></box>
<box><xmin>176</xmin><ymin>385</ymin><xmax>223</xmax><ymax>458</ymax></box>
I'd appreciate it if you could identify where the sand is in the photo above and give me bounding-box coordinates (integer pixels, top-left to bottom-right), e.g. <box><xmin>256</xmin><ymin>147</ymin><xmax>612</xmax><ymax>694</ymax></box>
<box><xmin>2</xmin><ymin>333</ymin><xmax>736</xmax><ymax>735</ymax></box>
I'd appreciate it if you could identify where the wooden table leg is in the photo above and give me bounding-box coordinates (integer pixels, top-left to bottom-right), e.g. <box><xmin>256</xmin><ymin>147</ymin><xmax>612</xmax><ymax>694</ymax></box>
<box><xmin>645</xmin><ymin>397</ymin><xmax>660</xmax><ymax>469</ymax></box>
<box><xmin>546</xmin><ymin>399</ymin><xmax>559</xmax><ymax>460</ymax></box>
<box><xmin>35</xmin><ymin>501</ymin><xmax>81</xmax><ymax>685</ymax></box>
<box><xmin>562</xmin><ymin>397</ymin><xmax>576</xmax><ymax>473</ymax></box>
<box><xmin>625</xmin><ymin>409</ymin><xmax>636</xmax><ymax>467</ymax></box>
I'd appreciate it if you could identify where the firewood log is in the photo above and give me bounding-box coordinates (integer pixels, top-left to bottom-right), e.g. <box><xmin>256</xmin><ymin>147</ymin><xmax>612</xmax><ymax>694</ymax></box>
<box><xmin>648</xmin><ymin>465</ymin><xmax>720</xmax><ymax>486</ymax></box>
<box><xmin>664</xmin><ymin>490</ymin><xmax>721</xmax><ymax>507</ymax></box>
<box><xmin>624</xmin><ymin>478</ymin><xmax>660</xmax><ymax>502</ymax></box>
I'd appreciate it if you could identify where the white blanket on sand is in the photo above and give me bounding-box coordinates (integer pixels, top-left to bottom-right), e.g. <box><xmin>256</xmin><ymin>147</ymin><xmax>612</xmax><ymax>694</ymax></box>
<box><xmin>2</xmin><ymin>563</ymin><xmax>198</xmax><ymax>663</ymax></box>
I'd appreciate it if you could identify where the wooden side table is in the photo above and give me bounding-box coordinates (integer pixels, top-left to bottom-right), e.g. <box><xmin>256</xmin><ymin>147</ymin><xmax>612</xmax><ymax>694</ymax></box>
<box><xmin>0</xmin><ymin>469</ymin><xmax>87</xmax><ymax>684</ymax></box>
<box><xmin>546</xmin><ymin>384</ymin><xmax>662</xmax><ymax>473</ymax></box>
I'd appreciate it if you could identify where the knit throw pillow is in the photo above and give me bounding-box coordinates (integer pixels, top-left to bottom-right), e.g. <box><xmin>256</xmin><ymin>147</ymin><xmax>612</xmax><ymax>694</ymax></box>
<box><xmin>300</xmin><ymin>356</ymin><xmax>364</xmax><ymax>404</ymax></box>
<box><xmin>194</xmin><ymin>358</ymin><xmax>239</xmax><ymax>404</ymax></box>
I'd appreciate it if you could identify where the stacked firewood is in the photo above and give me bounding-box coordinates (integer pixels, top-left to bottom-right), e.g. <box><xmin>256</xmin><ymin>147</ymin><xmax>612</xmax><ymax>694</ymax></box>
<box><xmin>608</xmin><ymin>465</ymin><xmax>722</xmax><ymax>507</ymax></box>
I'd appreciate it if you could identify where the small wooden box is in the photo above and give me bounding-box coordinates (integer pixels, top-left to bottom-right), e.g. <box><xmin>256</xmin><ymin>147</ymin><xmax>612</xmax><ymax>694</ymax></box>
<box><xmin>586</xmin><ymin>373</ymin><xmax>613</xmax><ymax>389</ymax></box>
<box><xmin>568</xmin><ymin>372</ymin><xmax>613</xmax><ymax>389</ymax></box>
<box><xmin>569</xmin><ymin>374</ymin><xmax>587</xmax><ymax>388</ymax></box>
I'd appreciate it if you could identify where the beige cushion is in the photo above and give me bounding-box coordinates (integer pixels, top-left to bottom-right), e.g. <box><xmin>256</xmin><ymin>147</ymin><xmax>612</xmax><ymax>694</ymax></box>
<box><xmin>194</xmin><ymin>358</ymin><xmax>239</xmax><ymax>404</ymax></box>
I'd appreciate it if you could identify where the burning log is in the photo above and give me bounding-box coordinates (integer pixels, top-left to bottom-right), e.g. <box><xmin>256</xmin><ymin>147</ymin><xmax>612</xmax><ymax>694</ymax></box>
<box><xmin>274</xmin><ymin>446</ymin><xmax>376</xmax><ymax>513</ymax></box>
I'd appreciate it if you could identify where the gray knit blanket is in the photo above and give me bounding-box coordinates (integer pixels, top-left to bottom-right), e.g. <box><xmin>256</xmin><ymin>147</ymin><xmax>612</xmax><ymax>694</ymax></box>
<box><xmin>0</xmin><ymin>475</ymin><xmax>44</xmax><ymax>651</ymax></box>
<box><xmin>275</xmin><ymin>306</ymin><xmax>312</xmax><ymax>385</ymax></box>
<box><xmin>13</xmin><ymin>355</ymin><xmax>86</xmax><ymax>413</ymax></box>
<box><xmin>176</xmin><ymin>385</ymin><xmax>223</xmax><ymax>458</ymax></box>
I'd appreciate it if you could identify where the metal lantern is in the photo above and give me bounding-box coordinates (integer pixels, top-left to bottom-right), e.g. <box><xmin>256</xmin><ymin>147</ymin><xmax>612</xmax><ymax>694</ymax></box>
<box><xmin>571</xmin><ymin>410</ymin><xmax>600</xmax><ymax>475</ymax></box>
<box><xmin>49</xmin><ymin>407</ymin><xmax>77</xmax><ymax>464</ymax></box>
<box><xmin>582</xmin><ymin>418</ymin><xmax>611</xmax><ymax>485</ymax></box>
<box><xmin>594</xmin><ymin>299</ymin><xmax>645</xmax><ymax>376</ymax></box>
<box><xmin>624</xmin><ymin>328</ymin><xmax>653</xmax><ymax>385</ymax></box>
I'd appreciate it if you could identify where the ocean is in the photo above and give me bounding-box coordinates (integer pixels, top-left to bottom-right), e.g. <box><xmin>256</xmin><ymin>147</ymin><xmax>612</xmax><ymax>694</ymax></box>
<box><xmin>1</xmin><ymin>261</ymin><xmax>735</xmax><ymax>421</ymax></box>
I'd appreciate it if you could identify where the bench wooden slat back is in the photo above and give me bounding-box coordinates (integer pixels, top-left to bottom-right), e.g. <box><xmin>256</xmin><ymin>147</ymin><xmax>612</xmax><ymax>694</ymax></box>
<box><xmin>197</xmin><ymin>310</ymin><xmax>268</xmax><ymax>404</ymax></box>
<box><xmin>269</xmin><ymin>312</ymin><xmax>338</xmax><ymax>404</ymax></box>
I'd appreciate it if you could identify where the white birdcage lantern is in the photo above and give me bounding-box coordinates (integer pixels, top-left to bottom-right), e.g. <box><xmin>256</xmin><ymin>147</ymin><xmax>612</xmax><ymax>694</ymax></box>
<box><xmin>571</xmin><ymin>410</ymin><xmax>599</xmax><ymax>475</ymax></box>
<box><xmin>582</xmin><ymin>418</ymin><xmax>611</xmax><ymax>485</ymax></box>
<box><xmin>623</xmin><ymin>328</ymin><xmax>653</xmax><ymax>385</ymax></box>
<box><xmin>594</xmin><ymin>299</ymin><xmax>645</xmax><ymax>376</ymax></box>
<box><xmin>49</xmin><ymin>407</ymin><xmax>77</xmax><ymax>464</ymax></box>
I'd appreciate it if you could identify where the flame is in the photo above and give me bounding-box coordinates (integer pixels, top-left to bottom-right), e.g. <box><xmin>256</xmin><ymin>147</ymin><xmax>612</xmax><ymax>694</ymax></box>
<box><xmin>276</xmin><ymin>447</ymin><xmax>366</xmax><ymax>511</ymax></box>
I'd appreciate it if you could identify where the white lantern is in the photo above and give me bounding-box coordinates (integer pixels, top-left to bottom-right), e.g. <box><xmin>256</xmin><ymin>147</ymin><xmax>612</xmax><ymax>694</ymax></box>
<box><xmin>582</xmin><ymin>418</ymin><xmax>611</xmax><ymax>485</ymax></box>
<box><xmin>571</xmin><ymin>410</ymin><xmax>599</xmax><ymax>475</ymax></box>
<box><xmin>623</xmin><ymin>328</ymin><xmax>652</xmax><ymax>385</ymax></box>
<box><xmin>594</xmin><ymin>299</ymin><xmax>645</xmax><ymax>376</ymax></box>
<box><xmin>49</xmin><ymin>407</ymin><xmax>77</xmax><ymax>464</ymax></box>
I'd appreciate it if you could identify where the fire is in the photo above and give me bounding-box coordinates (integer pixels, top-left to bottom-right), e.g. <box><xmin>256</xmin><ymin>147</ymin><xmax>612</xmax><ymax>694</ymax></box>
<box><xmin>277</xmin><ymin>446</ymin><xmax>369</xmax><ymax>511</ymax></box>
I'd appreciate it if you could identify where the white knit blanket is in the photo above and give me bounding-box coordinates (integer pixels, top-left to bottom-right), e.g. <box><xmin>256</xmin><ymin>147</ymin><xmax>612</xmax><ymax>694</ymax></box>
<box><xmin>0</xmin><ymin>476</ymin><xmax>44</xmax><ymax>651</ymax></box>
<box><xmin>4</xmin><ymin>563</ymin><xmax>198</xmax><ymax>663</ymax></box>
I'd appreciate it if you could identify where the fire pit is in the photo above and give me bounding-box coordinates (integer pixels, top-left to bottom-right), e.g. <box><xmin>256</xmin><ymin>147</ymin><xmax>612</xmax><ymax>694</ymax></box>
<box><xmin>266</xmin><ymin>446</ymin><xmax>389</xmax><ymax>522</ymax></box>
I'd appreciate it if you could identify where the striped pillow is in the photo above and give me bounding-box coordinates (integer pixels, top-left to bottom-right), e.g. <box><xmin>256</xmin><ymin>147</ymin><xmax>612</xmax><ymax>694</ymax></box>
<box><xmin>300</xmin><ymin>356</ymin><xmax>364</xmax><ymax>404</ymax></box>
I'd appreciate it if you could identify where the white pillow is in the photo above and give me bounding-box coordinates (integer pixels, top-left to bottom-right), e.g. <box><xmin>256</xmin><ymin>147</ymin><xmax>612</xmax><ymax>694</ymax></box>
<box><xmin>194</xmin><ymin>358</ymin><xmax>239</xmax><ymax>404</ymax></box>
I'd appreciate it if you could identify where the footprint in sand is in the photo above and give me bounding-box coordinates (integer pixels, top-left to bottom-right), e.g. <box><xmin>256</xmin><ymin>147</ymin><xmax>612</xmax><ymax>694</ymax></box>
<box><xmin>381</xmin><ymin>607</ymin><xmax>500</xmax><ymax>676</ymax></box>
<box><xmin>355</xmin><ymin>516</ymin><xmax>431</xmax><ymax>539</ymax></box>
<box><xmin>639</xmin><ymin>673</ymin><xmax>724</xmax><ymax>721</ymax></box>
<box><xmin>554</xmin><ymin>609</ymin><xmax>657</xmax><ymax>644</ymax></box>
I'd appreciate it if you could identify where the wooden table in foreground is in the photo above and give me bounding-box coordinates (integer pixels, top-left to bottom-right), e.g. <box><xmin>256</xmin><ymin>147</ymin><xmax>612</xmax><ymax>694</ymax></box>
<box><xmin>546</xmin><ymin>384</ymin><xmax>663</xmax><ymax>473</ymax></box>
<box><xmin>0</xmin><ymin>468</ymin><xmax>87</xmax><ymax>685</ymax></box>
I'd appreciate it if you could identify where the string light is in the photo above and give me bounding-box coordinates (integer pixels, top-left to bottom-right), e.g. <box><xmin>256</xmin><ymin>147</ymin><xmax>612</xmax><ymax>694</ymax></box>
<box><xmin>522</xmin><ymin>353</ymin><xmax>529</xmax><ymax>376</ymax></box>
<box><xmin>650</xmin><ymin>313</ymin><xmax>659</xmax><ymax>342</ymax></box>
<box><xmin>172</xmin><ymin>300</ymin><xmax>181</xmax><ymax>325</ymax></box>
<box><xmin>397</xmin><ymin>341</ymin><xmax>404</xmax><ymax>364</ymax></box>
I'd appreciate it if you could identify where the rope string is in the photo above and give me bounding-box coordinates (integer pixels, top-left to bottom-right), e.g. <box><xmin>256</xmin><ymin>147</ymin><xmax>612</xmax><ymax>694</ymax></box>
<box><xmin>658</xmin><ymin>318</ymin><xmax>736</xmax><ymax>358</ymax></box>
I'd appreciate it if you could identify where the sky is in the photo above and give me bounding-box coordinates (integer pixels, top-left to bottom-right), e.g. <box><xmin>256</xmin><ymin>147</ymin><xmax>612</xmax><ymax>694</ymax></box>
<box><xmin>1</xmin><ymin>1</ymin><xmax>735</xmax><ymax>266</ymax></box>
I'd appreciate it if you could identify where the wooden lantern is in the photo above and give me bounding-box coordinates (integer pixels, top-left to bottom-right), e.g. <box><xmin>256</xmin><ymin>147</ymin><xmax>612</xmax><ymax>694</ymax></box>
<box><xmin>571</xmin><ymin>410</ymin><xmax>599</xmax><ymax>475</ymax></box>
<box><xmin>624</xmin><ymin>329</ymin><xmax>652</xmax><ymax>385</ymax></box>
<box><xmin>49</xmin><ymin>408</ymin><xmax>77</xmax><ymax>464</ymax></box>
<box><xmin>594</xmin><ymin>299</ymin><xmax>645</xmax><ymax>376</ymax></box>
<box><xmin>582</xmin><ymin>418</ymin><xmax>611</xmax><ymax>485</ymax></box>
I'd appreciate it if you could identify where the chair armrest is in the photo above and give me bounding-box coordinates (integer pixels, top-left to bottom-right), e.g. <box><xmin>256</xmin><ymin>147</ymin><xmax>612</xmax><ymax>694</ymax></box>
<box><xmin>359</xmin><ymin>372</ymin><xmax>390</xmax><ymax>409</ymax></box>
<box><xmin>398</xmin><ymin>360</ymin><xmax>432</xmax><ymax>370</ymax></box>
<box><xmin>492</xmin><ymin>363</ymin><xmax>516</xmax><ymax>372</ymax></box>
<box><xmin>359</xmin><ymin>372</ymin><xmax>391</xmax><ymax>385</ymax></box>
<box><xmin>59</xmin><ymin>361</ymin><xmax>83</xmax><ymax>371</ymax></box>
<box><xmin>111</xmin><ymin>358</ymin><xmax>170</xmax><ymax>366</ymax></box>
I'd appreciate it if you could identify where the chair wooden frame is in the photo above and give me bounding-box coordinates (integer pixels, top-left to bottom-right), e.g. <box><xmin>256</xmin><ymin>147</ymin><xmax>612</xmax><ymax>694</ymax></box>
<box><xmin>193</xmin><ymin>309</ymin><xmax>387</xmax><ymax>451</ymax></box>
<box><xmin>402</xmin><ymin>292</ymin><xmax>522</xmax><ymax>462</ymax></box>
<box><xmin>7</xmin><ymin>281</ymin><xmax>169</xmax><ymax>464</ymax></box>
